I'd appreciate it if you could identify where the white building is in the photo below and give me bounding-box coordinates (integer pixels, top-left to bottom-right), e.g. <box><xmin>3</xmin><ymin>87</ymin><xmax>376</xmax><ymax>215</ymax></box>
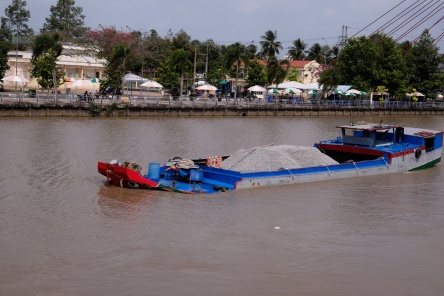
<box><xmin>4</xmin><ymin>45</ymin><xmax>106</xmax><ymax>91</ymax></box>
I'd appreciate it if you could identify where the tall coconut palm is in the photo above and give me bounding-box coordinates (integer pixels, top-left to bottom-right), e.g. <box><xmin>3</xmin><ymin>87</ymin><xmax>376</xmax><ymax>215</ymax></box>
<box><xmin>224</xmin><ymin>43</ymin><xmax>250</xmax><ymax>102</ymax></box>
<box><xmin>287</xmin><ymin>38</ymin><xmax>307</xmax><ymax>60</ymax></box>
<box><xmin>109</xmin><ymin>44</ymin><xmax>130</xmax><ymax>94</ymax></box>
<box><xmin>266</xmin><ymin>57</ymin><xmax>289</xmax><ymax>105</ymax></box>
<box><xmin>307</xmin><ymin>43</ymin><xmax>323</xmax><ymax>62</ymax></box>
<box><xmin>32</xmin><ymin>32</ymin><xmax>63</xmax><ymax>99</ymax></box>
<box><xmin>171</xmin><ymin>49</ymin><xmax>192</xmax><ymax>97</ymax></box>
<box><xmin>266</xmin><ymin>56</ymin><xmax>290</xmax><ymax>88</ymax></box>
<box><xmin>260</xmin><ymin>30</ymin><xmax>283</xmax><ymax>59</ymax></box>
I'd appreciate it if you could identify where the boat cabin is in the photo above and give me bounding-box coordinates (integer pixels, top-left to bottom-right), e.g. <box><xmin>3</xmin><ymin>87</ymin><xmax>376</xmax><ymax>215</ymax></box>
<box><xmin>337</xmin><ymin>124</ymin><xmax>401</xmax><ymax>147</ymax></box>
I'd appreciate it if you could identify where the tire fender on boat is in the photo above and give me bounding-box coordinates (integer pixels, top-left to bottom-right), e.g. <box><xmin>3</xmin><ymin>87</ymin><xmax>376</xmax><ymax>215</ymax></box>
<box><xmin>415</xmin><ymin>148</ymin><xmax>422</xmax><ymax>159</ymax></box>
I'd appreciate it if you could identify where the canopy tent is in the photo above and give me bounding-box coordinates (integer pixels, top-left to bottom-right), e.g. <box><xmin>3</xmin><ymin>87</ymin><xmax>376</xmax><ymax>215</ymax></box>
<box><xmin>140</xmin><ymin>80</ymin><xmax>163</xmax><ymax>97</ymax></box>
<box><xmin>268</xmin><ymin>81</ymin><xmax>323</xmax><ymax>90</ymax></box>
<box><xmin>347</xmin><ymin>89</ymin><xmax>366</xmax><ymax>95</ymax></box>
<box><xmin>196</xmin><ymin>84</ymin><xmax>218</xmax><ymax>91</ymax></box>
<box><xmin>283</xmin><ymin>88</ymin><xmax>302</xmax><ymax>95</ymax></box>
<box><xmin>303</xmin><ymin>82</ymin><xmax>321</xmax><ymax>90</ymax></box>
<box><xmin>406</xmin><ymin>92</ymin><xmax>425</xmax><ymax>97</ymax></box>
<box><xmin>123</xmin><ymin>73</ymin><xmax>147</xmax><ymax>82</ymax></box>
<box><xmin>194</xmin><ymin>80</ymin><xmax>207</xmax><ymax>86</ymax></box>
<box><xmin>247</xmin><ymin>85</ymin><xmax>266</xmax><ymax>92</ymax></box>
<box><xmin>307</xmin><ymin>90</ymin><xmax>318</xmax><ymax>97</ymax></box>
<box><xmin>337</xmin><ymin>85</ymin><xmax>352</xmax><ymax>93</ymax></box>
<box><xmin>140</xmin><ymin>80</ymin><xmax>163</xmax><ymax>88</ymax></box>
<box><xmin>1</xmin><ymin>75</ymin><xmax>29</xmax><ymax>83</ymax></box>
<box><xmin>71</xmin><ymin>79</ymin><xmax>94</xmax><ymax>89</ymax></box>
<box><xmin>269</xmin><ymin>81</ymin><xmax>305</xmax><ymax>90</ymax></box>
<box><xmin>267</xmin><ymin>88</ymin><xmax>280</xmax><ymax>95</ymax></box>
<box><xmin>123</xmin><ymin>73</ymin><xmax>148</xmax><ymax>95</ymax></box>
<box><xmin>1</xmin><ymin>75</ymin><xmax>30</xmax><ymax>93</ymax></box>
<box><xmin>196</xmin><ymin>84</ymin><xmax>218</xmax><ymax>99</ymax></box>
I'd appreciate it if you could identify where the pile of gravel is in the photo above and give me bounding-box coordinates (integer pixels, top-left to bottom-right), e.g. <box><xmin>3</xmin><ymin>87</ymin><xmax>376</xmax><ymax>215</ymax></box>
<box><xmin>221</xmin><ymin>145</ymin><xmax>339</xmax><ymax>173</ymax></box>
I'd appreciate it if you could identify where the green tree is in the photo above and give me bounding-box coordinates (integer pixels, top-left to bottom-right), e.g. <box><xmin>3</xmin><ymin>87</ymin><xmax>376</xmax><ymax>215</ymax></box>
<box><xmin>406</xmin><ymin>30</ymin><xmax>443</xmax><ymax>97</ymax></box>
<box><xmin>143</xmin><ymin>29</ymin><xmax>172</xmax><ymax>79</ymax></box>
<box><xmin>41</xmin><ymin>0</ymin><xmax>89</xmax><ymax>41</ymax></box>
<box><xmin>171</xmin><ymin>29</ymin><xmax>191</xmax><ymax>50</ymax></box>
<box><xmin>318</xmin><ymin>65</ymin><xmax>340</xmax><ymax>95</ymax></box>
<box><xmin>171</xmin><ymin>48</ymin><xmax>192</xmax><ymax>96</ymax></box>
<box><xmin>156</xmin><ymin>57</ymin><xmax>180</xmax><ymax>91</ymax></box>
<box><xmin>287</xmin><ymin>38</ymin><xmax>307</xmax><ymax>60</ymax></box>
<box><xmin>266</xmin><ymin>56</ymin><xmax>289</xmax><ymax>88</ymax></box>
<box><xmin>224</xmin><ymin>42</ymin><xmax>250</xmax><ymax>101</ymax></box>
<box><xmin>260</xmin><ymin>30</ymin><xmax>282</xmax><ymax>59</ymax></box>
<box><xmin>245</xmin><ymin>60</ymin><xmax>266</xmax><ymax>87</ymax></box>
<box><xmin>110</xmin><ymin>44</ymin><xmax>130</xmax><ymax>94</ymax></box>
<box><xmin>32</xmin><ymin>32</ymin><xmax>63</xmax><ymax>97</ymax></box>
<box><xmin>286</xmin><ymin>67</ymin><xmax>303</xmax><ymax>82</ymax></box>
<box><xmin>324</xmin><ymin>34</ymin><xmax>409</xmax><ymax>97</ymax></box>
<box><xmin>307</xmin><ymin>43</ymin><xmax>323</xmax><ymax>62</ymax></box>
<box><xmin>31</xmin><ymin>51</ymin><xmax>65</xmax><ymax>91</ymax></box>
<box><xmin>0</xmin><ymin>0</ymin><xmax>33</xmax><ymax>49</ymax></box>
<box><xmin>245</xmin><ymin>44</ymin><xmax>257</xmax><ymax>59</ymax></box>
<box><xmin>205</xmin><ymin>67</ymin><xmax>225</xmax><ymax>87</ymax></box>
<box><xmin>0</xmin><ymin>40</ymin><xmax>11</xmax><ymax>81</ymax></box>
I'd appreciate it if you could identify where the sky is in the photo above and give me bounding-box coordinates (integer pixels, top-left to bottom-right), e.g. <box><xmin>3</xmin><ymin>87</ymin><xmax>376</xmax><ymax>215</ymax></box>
<box><xmin>8</xmin><ymin>0</ymin><xmax>444</xmax><ymax>52</ymax></box>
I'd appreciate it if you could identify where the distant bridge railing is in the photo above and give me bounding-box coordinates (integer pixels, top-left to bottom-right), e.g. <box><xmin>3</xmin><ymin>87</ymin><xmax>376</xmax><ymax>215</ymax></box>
<box><xmin>1</xmin><ymin>92</ymin><xmax>443</xmax><ymax>110</ymax></box>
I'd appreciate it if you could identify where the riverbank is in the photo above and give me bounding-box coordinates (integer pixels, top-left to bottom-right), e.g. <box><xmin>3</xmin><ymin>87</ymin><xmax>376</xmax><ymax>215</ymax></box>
<box><xmin>1</xmin><ymin>102</ymin><xmax>443</xmax><ymax>117</ymax></box>
<box><xmin>1</xmin><ymin>93</ymin><xmax>443</xmax><ymax>117</ymax></box>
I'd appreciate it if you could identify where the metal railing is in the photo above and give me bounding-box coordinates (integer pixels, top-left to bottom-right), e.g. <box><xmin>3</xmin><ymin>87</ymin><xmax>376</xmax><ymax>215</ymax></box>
<box><xmin>1</xmin><ymin>92</ymin><xmax>443</xmax><ymax>110</ymax></box>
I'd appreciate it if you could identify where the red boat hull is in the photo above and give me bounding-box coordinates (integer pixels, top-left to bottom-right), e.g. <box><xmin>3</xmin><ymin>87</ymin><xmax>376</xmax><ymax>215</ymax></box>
<box><xmin>98</xmin><ymin>162</ymin><xmax>159</xmax><ymax>189</ymax></box>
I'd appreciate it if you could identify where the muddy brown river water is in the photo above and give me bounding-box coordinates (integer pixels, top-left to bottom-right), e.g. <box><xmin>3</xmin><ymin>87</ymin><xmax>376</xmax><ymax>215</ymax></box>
<box><xmin>1</xmin><ymin>115</ymin><xmax>443</xmax><ymax>296</ymax></box>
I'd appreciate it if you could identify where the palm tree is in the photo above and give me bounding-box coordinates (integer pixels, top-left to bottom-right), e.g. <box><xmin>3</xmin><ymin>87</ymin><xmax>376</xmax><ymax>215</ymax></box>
<box><xmin>307</xmin><ymin>43</ymin><xmax>323</xmax><ymax>62</ymax></box>
<box><xmin>109</xmin><ymin>44</ymin><xmax>131</xmax><ymax>94</ymax></box>
<box><xmin>224</xmin><ymin>43</ymin><xmax>250</xmax><ymax>102</ymax></box>
<box><xmin>260</xmin><ymin>30</ymin><xmax>283</xmax><ymax>59</ymax></box>
<box><xmin>171</xmin><ymin>49</ymin><xmax>192</xmax><ymax>97</ymax></box>
<box><xmin>266</xmin><ymin>57</ymin><xmax>290</xmax><ymax>88</ymax></box>
<box><xmin>287</xmin><ymin>38</ymin><xmax>307</xmax><ymax>60</ymax></box>
<box><xmin>266</xmin><ymin>57</ymin><xmax>289</xmax><ymax>105</ymax></box>
<box><xmin>32</xmin><ymin>32</ymin><xmax>63</xmax><ymax>100</ymax></box>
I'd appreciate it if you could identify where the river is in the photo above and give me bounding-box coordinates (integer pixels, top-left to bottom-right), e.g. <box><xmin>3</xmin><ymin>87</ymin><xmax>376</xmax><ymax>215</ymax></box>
<box><xmin>1</xmin><ymin>115</ymin><xmax>443</xmax><ymax>296</ymax></box>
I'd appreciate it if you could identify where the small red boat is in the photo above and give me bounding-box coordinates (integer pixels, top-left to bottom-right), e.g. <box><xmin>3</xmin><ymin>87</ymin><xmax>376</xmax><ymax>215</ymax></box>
<box><xmin>98</xmin><ymin>162</ymin><xmax>160</xmax><ymax>189</ymax></box>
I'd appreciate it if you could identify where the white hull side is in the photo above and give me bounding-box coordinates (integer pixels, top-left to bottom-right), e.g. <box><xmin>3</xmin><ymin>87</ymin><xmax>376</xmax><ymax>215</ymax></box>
<box><xmin>234</xmin><ymin>148</ymin><xmax>442</xmax><ymax>191</ymax></box>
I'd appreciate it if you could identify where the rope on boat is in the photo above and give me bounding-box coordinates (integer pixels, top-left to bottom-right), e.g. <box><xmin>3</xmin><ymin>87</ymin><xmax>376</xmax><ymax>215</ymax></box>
<box><xmin>106</xmin><ymin>169</ymin><xmax>124</xmax><ymax>186</ymax></box>
<box><xmin>281</xmin><ymin>167</ymin><xmax>295</xmax><ymax>180</ymax></box>
<box><xmin>378</xmin><ymin>157</ymin><xmax>390</xmax><ymax>168</ymax></box>
<box><xmin>351</xmin><ymin>160</ymin><xmax>359</xmax><ymax>175</ymax></box>
<box><xmin>325</xmin><ymin>165</ymin><xmax>331</xmax><ymax>175</ymax></box>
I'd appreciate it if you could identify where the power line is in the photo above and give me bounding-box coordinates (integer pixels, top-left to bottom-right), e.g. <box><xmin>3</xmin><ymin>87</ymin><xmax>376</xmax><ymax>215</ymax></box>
<box><xmin>433</xmin><ymin>30</ymin><xmax>444</xmax><ymax>45</ymax></box>
<box><xmin>370</xmin><ymin>0</ymin><xmax>430</xmax><ymax>36</ymax></box>
<box><xmin>392</xmin><ymin>1</ymin><xmax>443</xmax><ymax>40</ymax></box>
<box><xmin>350</xmin><ymin>0</ymin><xmax>408</xmax><ymax>38</ymax></box>
<box><xmin>396</xmin><ymin>5</ymin><xmax>444</xmax><ymax>42</ymax></box>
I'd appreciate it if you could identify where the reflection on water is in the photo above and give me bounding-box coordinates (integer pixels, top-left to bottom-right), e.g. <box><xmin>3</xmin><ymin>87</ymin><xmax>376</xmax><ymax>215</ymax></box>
<box><xmin>1</xmin><ymin>115</ymin><xmax>444</xmax><ymax>296</ymax></box>
<box><xmin>97</xmin><ymin>186</ymin><xmax>160</xmax><ymax>218</ymax></box>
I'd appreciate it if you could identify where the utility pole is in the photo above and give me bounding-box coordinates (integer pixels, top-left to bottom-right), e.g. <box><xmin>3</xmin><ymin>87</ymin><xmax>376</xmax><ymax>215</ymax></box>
<box><xmin>338</xmin><ymin>25</ymin><xmax>349</xmax><ymax>51</ymax></box>
<box><xmin>193</xmin><ymin>47</ymin><xmax>197</xmax><ymax>89</ymax></box>
<box><xmin>14</xmin><ymin>25</ymin><xmax>19</xmax><ymax>92</ymax></box>
<box><xmin>322</xmin><ymin>38</ymin><xmax>328</xmax><ymax>66</ymax></box>
<box><xmin>205</xmin><ymin>43</ymin><xmax>208</xmax><ymax>77</ymax></box>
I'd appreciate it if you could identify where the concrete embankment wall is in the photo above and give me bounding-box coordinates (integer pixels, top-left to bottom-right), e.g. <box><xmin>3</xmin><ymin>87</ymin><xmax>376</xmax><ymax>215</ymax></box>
<box><xmin>1</xmin><ymin>105</ymin><xmax>443</xmax><ymax>117</ymax></box>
